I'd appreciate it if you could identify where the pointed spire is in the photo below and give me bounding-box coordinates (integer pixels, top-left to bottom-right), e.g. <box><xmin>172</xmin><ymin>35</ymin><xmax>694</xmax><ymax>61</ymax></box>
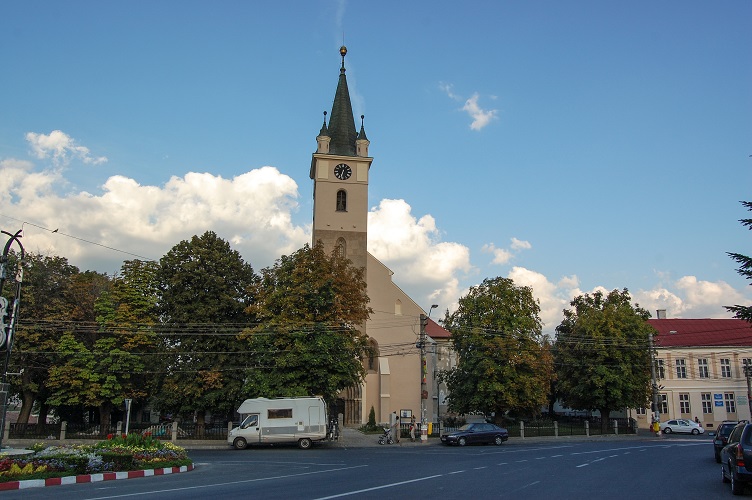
<box><xmin>357</xmin><ymin>114</ymin><xmax>368</xmax><ymax>141</ymax></box>
<box><xmin>319</xmin><ymin>111</ymin><xmax>329</xmax><ymax>136</ymax></box>
<box><xmin>327</xmin><ymin>46</ymin><xmax>358</xmax><ymax>156</ymax></box>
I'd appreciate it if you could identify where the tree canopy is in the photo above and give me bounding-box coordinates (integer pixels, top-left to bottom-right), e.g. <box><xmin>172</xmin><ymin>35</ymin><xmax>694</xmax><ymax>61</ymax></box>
<box><xmin>440</xmin><ymin>277</ymin><xmax>553</xmax><ymax>422</ymax></box>
<box><xmin>154</xmin><ymin>231</ymin><xmax>257</xmax><ymax>423</ymax></box>
<box><xmin>242</xmin><ymin>242</ymin><xmax>372</xmax><ymax>404</ymax></box>
<box><xmin>726</xmin><ymin>200</ymin><xmax>752</xmax><ymax>322</ymax></box>
<box><xmin>554</xmin><ymin>288</ymin><xmax>653</xmax><ymax>432</ymax></box>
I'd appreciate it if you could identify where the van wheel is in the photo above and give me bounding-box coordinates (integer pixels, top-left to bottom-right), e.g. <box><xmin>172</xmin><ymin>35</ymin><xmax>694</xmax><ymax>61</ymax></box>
<box><xmin>298</xmin><ymin>438</ymin><xmax>312</xmax><ymax>450</ymax></box>
<box><xmin>233</xmin><ymin>437</ymin><xmax>248</xmax><ymax>450</ymax></box>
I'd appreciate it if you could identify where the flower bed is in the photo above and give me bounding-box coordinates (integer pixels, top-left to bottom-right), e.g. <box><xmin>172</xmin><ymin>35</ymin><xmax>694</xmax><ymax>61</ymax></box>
<box><xmin>0</xmin><ymin>433</ymin><xmax>192</xmax><ymax>482</ymax></box>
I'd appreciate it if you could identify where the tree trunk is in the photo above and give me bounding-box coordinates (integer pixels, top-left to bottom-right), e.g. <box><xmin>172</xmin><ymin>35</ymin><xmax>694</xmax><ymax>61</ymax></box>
<box><xmin>38</xmin><ymin>401</ymin><xmax>50</xmax><ymax>426</ymax></box>
<box><xmin>196</xmin><ymin>409</ymin><xmax>206</xmax><ymax>439</ymax></box>
<box><xmin>99</xmin><ymin>401</ymin><xmax>113</xmax><ymax>433</ymax></box>
<box><xmin>17</xmin><ymin>389</ymin><xmax>35</xmax><ymax>424</ymax></box>
<box><xmin>599</xmin><ymin>408</ymin><xmax>611</xmax><ymax>434</ymax></box>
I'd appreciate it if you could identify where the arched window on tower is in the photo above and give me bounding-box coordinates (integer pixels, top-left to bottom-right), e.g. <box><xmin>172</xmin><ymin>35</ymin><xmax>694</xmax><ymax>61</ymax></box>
<box><xmin>335</xmin><ymin>238</ymin><xmax>346</xmax><ymax>259</ymax></box>
<box><xmin>395</xmin><ymin>299</ymin><xmax>402</xmax><ymax>316</ymax></box>
<box><xmin>336</xmin><ymin>190</ymin><xmax>347</xmax><ymax>212</ymax></box>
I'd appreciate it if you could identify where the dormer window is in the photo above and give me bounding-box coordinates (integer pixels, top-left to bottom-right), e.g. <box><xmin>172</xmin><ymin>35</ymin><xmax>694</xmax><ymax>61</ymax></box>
<box><xmin>336</xmin><ymin>190</ymin><xmax>347</xmax><ymax>212</ymax></box>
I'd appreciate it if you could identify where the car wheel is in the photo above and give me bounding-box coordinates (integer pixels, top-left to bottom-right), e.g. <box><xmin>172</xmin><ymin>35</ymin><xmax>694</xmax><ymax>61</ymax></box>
<box><xmin>233</xmin><ymin>437</ymin><xmax>248</xmax><ymax>450</ymax></box>
<box><xmin>716</xmin><ymin>451</ymin><xmax>722</xmax><ymax>464</ymax></box>
<box><xmin>494</xmin><ymin>435</ymin><xmax>504</xmax><ymax>446</ymax></box>
<box><xmin>732</xmin><ymin>471</ymin><xmax>745</xmax><ymax>495</ymax></box>
<box><xmin>723</xmin><ymin>464</ymin><xmax>731</xmax><ymax>483</ymax></box>
<box><xmin>298</xmin><ymin>438</ymin><xmax>312</xmax><ymax>450</ymax></box>
<box><xmin>691</xmin><ymin>429</ymin><xmax>699</xmax><ymax>435</ymax></box>
<box><xmin>663</xmin><ymin>427</ymin><xmax>672</xmax><ymax>434</ymax></box>
<box><xmin>458</xmin><ymin>437</ymin><xmax>467</xmax><ymax>446</ymax></box>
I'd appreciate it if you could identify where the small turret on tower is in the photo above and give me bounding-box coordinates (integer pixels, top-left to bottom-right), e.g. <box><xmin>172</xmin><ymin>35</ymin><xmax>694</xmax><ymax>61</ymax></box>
<box><xmin>316</xmin><ymin>111</ymin><xmax>331</xmax><ymax>154</ymax></box>
<box><xmin>356</xmin><ymin>114</ymin><xmax>369</xmax><ymax>157</ymax></box>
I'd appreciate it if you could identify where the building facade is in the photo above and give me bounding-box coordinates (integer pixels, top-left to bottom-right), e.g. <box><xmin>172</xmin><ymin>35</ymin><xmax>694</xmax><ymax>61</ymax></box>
<box><xmin>635</xmin><ymin>317</ymin><xmax>752</xmax><ymax>431</ymax></box>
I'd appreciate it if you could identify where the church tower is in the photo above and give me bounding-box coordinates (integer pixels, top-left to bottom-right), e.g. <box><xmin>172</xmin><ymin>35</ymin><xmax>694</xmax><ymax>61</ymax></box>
<box><xmin>310</xmin><ymin>46</ymin><xmax>372</xmax><ymax>271</ymax></box>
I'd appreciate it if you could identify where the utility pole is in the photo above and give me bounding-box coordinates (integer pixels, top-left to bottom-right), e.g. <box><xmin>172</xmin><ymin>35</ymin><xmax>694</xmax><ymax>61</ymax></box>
<box><xmin>419</xmin><ymin>313</ymin><xmax>428</xmax><ymax>443</ymax></box>
<box><xmin>648</xmin><ymin>330</ymin><xmax>660</xmax><ymax>435</ymax></box>
<box><xmin>743</xmin><ymin>359</ymin><xmax>752</xmax><ymax>420</ymax></box>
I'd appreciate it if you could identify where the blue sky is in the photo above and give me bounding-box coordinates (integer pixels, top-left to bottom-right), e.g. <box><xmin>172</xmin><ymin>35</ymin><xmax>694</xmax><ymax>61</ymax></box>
<box><xmin>1</xmin><ymin>0</ymin><xmax>750</xmax><ymax>334</ymax></box>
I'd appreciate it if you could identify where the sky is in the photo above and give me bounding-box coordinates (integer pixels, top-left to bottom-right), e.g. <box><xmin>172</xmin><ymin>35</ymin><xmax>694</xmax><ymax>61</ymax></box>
<box><xmin>1</xmin><ymin>0</ymin><xmax>750</xmax><ymax>335</ymax></box>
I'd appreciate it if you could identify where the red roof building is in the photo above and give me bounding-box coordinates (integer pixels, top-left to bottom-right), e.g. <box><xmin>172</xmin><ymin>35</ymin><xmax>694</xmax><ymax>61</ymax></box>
<box><xmin>637</xmin><ymin>317</ymin><xmax>752</xmax><ymax>431</ymax></box>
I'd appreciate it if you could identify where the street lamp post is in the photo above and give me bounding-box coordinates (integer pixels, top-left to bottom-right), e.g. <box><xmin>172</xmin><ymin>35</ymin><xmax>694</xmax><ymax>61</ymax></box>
<box><xmin>419</xmin><ymin>304</ymin><xmax>438</xmax><ymax>443</ymax></box>
<box><xmin>0</xmin><ymin>230</ymin><xmax>25</xmax><ymax>450</ymax></box>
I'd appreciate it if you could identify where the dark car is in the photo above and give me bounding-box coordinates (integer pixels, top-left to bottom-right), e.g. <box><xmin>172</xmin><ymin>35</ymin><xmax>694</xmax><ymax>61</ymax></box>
<box><xmin>715</xmin><ymin>422</ymin><xmax>739</xmax><ymax>463</ymax></box>
<box><xmin>720</xmin><ymin>422</ymin><xmax>752</xmax><ymax>495</ymax></box>
<box><xmin>440</xmin><ymin>423</ymin><xmax>509</xmax><ymax>446</ymax></box>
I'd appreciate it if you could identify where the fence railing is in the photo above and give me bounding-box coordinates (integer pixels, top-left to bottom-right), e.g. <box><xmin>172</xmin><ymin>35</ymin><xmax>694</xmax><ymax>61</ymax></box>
<box><xmin>9</xmin><ymin>417</ymin><xmax>636</xmax><ymax>441</ymax></box>
<box><xmin>8</xmin><ymin>420</ymin><xmax>232</xmax><ymax>442</ymax></box>
<box><xmin>432</xmin><ymin>417</ymin><xmax>637</xmax><ymax>438</ymax></box>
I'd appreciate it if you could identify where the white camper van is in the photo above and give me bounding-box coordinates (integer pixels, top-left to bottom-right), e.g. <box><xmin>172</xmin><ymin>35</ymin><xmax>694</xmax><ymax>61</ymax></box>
<box><xmin>228</xmin><ymin>396</ymin><xmax>328</xmax><ymax>450</ymax></box>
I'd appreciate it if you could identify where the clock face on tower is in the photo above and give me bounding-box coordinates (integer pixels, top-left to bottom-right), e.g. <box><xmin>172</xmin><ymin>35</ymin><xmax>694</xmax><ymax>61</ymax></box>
<box><xmin>334</xmin><ymin>163</ymin><xmax>352</xmax><ymax>180</ymax></box>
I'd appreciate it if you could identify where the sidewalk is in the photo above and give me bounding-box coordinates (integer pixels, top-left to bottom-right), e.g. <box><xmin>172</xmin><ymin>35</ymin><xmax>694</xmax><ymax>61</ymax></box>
<box><xmin>3</xmin><ymin>427</ymin><xmax>651</xmax><ymax>452</ymax></box>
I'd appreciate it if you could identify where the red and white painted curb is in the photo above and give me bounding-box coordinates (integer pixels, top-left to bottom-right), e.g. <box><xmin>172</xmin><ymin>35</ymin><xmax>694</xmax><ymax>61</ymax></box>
<box><xmin>0</xmin><ymin>464</ymin><xmax>194</xmax><ymax>490</ymax></box>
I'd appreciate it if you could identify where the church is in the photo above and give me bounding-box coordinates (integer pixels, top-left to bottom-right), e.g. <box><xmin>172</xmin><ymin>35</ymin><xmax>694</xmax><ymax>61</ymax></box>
<box><xmin>309</xmin><ymin>46</ymin><xmax>450</xmax><ymax>426</ymax></box>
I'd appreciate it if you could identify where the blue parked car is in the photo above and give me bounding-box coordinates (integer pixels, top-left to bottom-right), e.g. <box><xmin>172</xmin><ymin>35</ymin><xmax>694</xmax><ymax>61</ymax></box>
<box><xmin>721</xmin><ymin>421</ymin><xmax>752</xmax><ymax>495</ymax></box>
<box><xmin>440</xmin><ymin>423</ymin><xmax>508</xmax><ymax>446</ymax></box>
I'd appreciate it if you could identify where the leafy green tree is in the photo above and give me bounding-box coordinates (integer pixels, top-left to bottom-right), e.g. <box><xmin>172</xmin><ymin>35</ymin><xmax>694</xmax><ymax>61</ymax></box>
<box><xmin>554</xmin><ymin>289</ymin><xmax>653</xmax><ymax>433</ymax></box>
<box><xmin>154</xmin><ymin>231</ymin><xmax>257</xmax><ymax>425</ymax></box>
<box><xmin>439</xmin><ymin>277</ymin><xmax>553</xmax><ymax>423</ymax></box>
<box><xmin>4</xmin><ymin>252</ymin><xmax>79</xmax><ymax>424</ymax></box>
<box><xmin>94</xmin><ymin>259</ymin><xmax>161</xmax><ymax>417</ymax></box>
<box><xmin>44</xmin><ymin>270</ymin><xmax>127</xmax><ymax>429</ymax></box>
<box><xmin>726</xmin><ymin>200</ymin><xmax>752</xmax><ymax>322</ymax></box>
<box><xmin>242</xmin><ymin>242</ymin><xmax>371</xmax><ymax>404</ymax></box>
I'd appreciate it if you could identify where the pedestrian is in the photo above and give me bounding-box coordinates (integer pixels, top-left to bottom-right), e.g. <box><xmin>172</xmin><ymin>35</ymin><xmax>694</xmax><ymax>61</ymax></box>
<box><xmin>395</xmin><ymin>415</ymin><xmax>401</xmax><ymax>443</ymax></box>
<box><xmin>390</xmin><ymin>412</ymin><xmax>398</xmax><ymax>444</ymax></box>
<box><xmin>410</xmin><ymin>416</ymin><xmax>416</xmax><ymax>442</ymax></box>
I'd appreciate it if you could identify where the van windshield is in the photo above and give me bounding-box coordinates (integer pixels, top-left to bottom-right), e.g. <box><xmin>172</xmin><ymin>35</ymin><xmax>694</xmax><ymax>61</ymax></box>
<box><xmin>241</xmin><ymin>414</ymin><xmax>259</xmax><ymax>428</ymax></box>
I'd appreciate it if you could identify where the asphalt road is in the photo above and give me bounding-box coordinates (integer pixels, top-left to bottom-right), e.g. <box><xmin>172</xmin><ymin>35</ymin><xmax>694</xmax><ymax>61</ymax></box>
<box><xmin>8</xmin><ymin>435</ymin><xmax>727</xmax><ymax>499</ymax></box>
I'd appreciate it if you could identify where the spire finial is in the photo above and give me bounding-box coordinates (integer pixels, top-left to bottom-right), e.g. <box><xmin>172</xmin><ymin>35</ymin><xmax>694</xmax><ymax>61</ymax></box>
<box><xmin>340</xmin><ymin>45</ymin><xmax>347</xmax><ymax>71</ymax></box>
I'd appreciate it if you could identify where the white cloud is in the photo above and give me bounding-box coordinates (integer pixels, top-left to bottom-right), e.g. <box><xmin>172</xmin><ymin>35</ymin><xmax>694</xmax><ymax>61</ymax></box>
<box><xmin>633</xmin><ymin>275</ymin><xmax>748</xmax><ymax>319</ymax></box>
<box><xmin>511</xmin><ymin>237</ymin><xmax>532</xmax><ymax>250</ymax></box>
<box><xmin>25</xmin><ymin>130</ymin><xmax>107</xmax><ymax>167</ymax></box>
<box><xmin>439</xmin><ymin>82</ymin><xmax>460</xmax><ymax>101</ymax></box>
<box><xmin>1</xmin><ymin>163</ymin><xmax>308</xmax><ymax>272</ymax></box>
<box><xmin>368</xmin><ymin>199</ymin><xmax>473</xmax><ymax>308</ymax></box>
<box><xmin>462</xmin><ymin>93</ymin><xmax>498</xmax><ymax>131</ymax></box>
<box><xmin>439</xmin><ymin>84</ymin><xmax>498</xmax><ymax>131</ymax></box>
<box><xmin>483</xmin><ymin>237</ymin><xmax>531</xmax><ymax>265</ymax></box>
<box><xmin>482</xmin><ymin>243</ymin><xmax>513</xmax><ymax>265</ymax></box>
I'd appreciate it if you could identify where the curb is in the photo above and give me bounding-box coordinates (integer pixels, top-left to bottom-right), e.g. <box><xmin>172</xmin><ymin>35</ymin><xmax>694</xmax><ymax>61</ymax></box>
<box><xmin>0</xmin><ymin>464</ymin><xmax>195</xmax><ymax>491</ymax></box>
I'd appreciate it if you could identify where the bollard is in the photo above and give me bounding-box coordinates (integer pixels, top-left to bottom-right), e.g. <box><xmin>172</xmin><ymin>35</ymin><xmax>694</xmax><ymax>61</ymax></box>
<box><xmin>172</xmin><ymin>421</ymin><xmax>178</xmax><ymax>443</ymax></box>
<box><xmin>520</xmin><ymin>420</ymin><xmax>525</xmax><ymax>439</ymax></box>
<box><xmin>613</xmin><ymin>420</ymin><xmax>618</xmax><ymax>435</ymax></box>
<box><xmin>554</xmin><ymin>421</ymin><xmax>559</xmax><ymax>437</ymax></box>
<box><xmin>60</xmin><ymin>421</ymin><xmax>67</xmax><ymax>441</ymax></box>
<box><xmin>585</xmin><ymin>420</ymin><xmax>589</xmax><ymax>437</ymax></box>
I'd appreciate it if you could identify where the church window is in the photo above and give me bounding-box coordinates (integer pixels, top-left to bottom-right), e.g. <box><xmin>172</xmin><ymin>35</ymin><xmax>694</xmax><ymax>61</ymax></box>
<box><xmin>336</xmin><ymin>190</ymin><xmax>347</xmax><ymax>211</ymax></box>
<box><xmin>367</xmin><ymin>338</ymin><xmax>379</xmax><ymax>371</ymax></box>
<box><xmin>335</xmin><ymin>238</ymin><xmax>346</xmax><ymax>258</ymax></box>
<box><xmin>395</xmin><ymin>300</ymin><xmax>402</xmax><ymax>316</ymax></box>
